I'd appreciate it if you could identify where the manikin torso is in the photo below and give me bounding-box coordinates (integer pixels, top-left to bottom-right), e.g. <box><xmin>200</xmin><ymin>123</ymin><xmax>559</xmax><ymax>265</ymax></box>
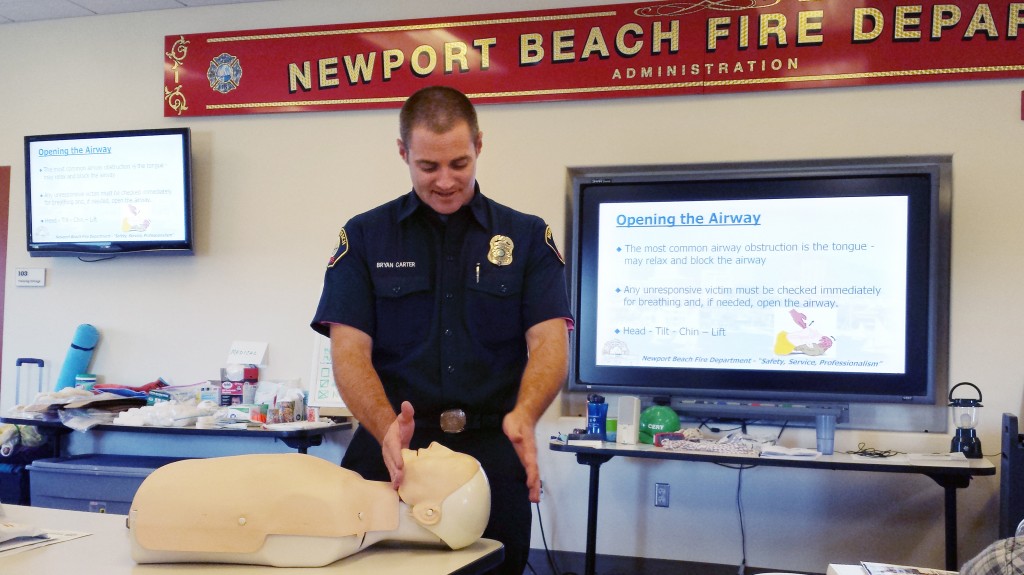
<box><xmin>128</xmin><ymin>443</ymin><xmax>490</xmax><ymax>567</ymax></box>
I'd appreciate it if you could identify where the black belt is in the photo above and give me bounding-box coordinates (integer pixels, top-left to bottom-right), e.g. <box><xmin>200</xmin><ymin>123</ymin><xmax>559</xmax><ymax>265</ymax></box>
<box><xmin>415</xmin><ymin>409</ymin><xmax>506</xmax><ymax>434</ymax></box>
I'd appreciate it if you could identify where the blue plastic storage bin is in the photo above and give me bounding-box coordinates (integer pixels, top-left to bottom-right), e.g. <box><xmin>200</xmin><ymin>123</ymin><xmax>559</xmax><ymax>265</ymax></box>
<box><xmin>27</xmin><ymin>454</ymin><xmax>186</xmax><ymax>514</ymax></box>
<box><xmin>0</xmin><ymin>463</ymin><xmax>30</xmax><ymax>505</ymax></box>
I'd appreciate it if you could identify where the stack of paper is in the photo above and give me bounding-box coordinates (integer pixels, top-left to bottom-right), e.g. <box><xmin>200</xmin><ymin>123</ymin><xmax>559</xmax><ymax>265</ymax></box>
<box><xmin>861</xmin><ymin>561</ymin><xmax>958</xmax><ymax>574</ymax></box>
<box><xmin>760</xmin><ymin>445</ymin><xmax>820</xmax><ymax>458</ymax></box>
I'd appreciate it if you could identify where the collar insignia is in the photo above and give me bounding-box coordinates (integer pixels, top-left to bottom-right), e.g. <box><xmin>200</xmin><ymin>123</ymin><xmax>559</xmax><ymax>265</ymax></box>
<box><xmin>488</xmin><ymin>235</ymin><xmax>514</xmax><ymax>266</ymax></box>
<box><xmin>327</xmin><ymin>228</ymin><xmax>349</xmax><ymax>269</ymax></box>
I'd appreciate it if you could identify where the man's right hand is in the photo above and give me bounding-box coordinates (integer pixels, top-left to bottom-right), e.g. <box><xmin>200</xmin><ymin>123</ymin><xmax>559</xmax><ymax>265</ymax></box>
<box><xmin>382</xmin><ymin>400</ymin><xmax>416</xmax><ymax>490</ymax></box>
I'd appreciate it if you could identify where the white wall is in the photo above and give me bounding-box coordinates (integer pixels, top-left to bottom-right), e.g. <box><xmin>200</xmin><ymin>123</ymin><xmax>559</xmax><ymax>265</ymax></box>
<box><xmin>2</xmin><ymin>0</ymin><xmax>1022</xmax><ymax>572</ymax></box>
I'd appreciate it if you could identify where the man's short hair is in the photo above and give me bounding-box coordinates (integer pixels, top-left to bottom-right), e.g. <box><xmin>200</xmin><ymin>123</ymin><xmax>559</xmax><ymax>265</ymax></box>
<box><xmin>399</xmin><ymin>86</ymin><xmax>479</xmax><ymax>148</ymax></box>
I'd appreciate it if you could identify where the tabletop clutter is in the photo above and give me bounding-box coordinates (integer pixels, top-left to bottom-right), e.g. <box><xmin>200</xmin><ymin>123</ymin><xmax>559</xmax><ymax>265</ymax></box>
<box><xmin>5</xmin><ymin>325</ymin><xmax>329</xmax><ymax>444</ymax></box>
<box><xmin>5</xmin><ymin>362</ymin><xmax>320</xmax><ymax>435</ymax></box>
<box><xmin>571</xmin><ymin>394</ymin><xmax>821</xmax><ymax>457</ymax></box>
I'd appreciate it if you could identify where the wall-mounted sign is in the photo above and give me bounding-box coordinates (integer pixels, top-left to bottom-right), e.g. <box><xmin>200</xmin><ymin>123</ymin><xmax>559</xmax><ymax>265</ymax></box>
<box><xmin>164</xmin><ymin>1</ymin><xmax>1024</xmax><ymax>116</ymax></box>
<box><xmin>15</xmin><ymin>268</ymin><xmax>45</xmax><ymax>287</ymax></box>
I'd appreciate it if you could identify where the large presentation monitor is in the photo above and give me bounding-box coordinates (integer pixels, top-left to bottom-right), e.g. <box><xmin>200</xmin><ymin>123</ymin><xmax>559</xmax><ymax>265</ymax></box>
<box><xmin>568</xmin><ymin>158</ymin><xmax>951</xmax><ymax>410</ymax></box>
<box><xmin>25</xmin><ymin>127</ymin><xmax>194</xmax><ymax>257</ymax></box>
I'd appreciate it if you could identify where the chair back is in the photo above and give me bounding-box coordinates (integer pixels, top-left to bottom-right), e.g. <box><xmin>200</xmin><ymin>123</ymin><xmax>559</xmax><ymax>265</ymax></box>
<box><xmin>1000</xmin><ymin>413</ymin><xmax>1024</xmax><ymax>538</ymax></box>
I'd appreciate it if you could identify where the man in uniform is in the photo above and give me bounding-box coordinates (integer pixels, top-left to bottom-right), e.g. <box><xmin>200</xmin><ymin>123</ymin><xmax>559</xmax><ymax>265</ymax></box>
<box><xmin>311</xmin><ymin>85</ymin><xmax>572</xmax><ymax>574</ymax></box>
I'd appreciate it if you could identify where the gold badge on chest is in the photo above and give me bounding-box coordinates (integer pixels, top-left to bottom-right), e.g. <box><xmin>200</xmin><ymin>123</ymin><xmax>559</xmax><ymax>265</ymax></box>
<box><xmin>488</xmin><ymin>235</ymin><xmax>514</xmax><ymax>266</ymax></box>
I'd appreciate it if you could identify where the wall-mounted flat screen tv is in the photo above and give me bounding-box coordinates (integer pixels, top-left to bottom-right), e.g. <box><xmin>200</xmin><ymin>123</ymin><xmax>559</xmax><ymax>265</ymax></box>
<box><xmin>25</xmin><ymin>127</ymin><xmax>193</xmax><ymax>257</ymax></box>
<box><xmin>568</xmin><ymin>157</ymin><xmax>950</xmax><ymax>407</ymax></box>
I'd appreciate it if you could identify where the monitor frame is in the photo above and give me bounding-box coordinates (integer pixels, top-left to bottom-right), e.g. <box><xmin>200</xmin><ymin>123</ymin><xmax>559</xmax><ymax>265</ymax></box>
<box><xmin>566</xmin><ymin>157</ymin><xmax>952</xmax><ymax>409</ymax></box>
<box><xmin>24</xmin><ymin>127</ymin><xmax>194</xmax><ymax>258</ymax></box>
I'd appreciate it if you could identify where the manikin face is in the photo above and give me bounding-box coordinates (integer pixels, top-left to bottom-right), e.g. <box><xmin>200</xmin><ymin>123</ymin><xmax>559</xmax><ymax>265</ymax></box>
<box><xmin>399</xmin><ymin>442</ymin><xmax>490</xmax><ymax>550</ymax></box>
<box><xmin>401</xmin><ymin>443</ymin><xmax>478</xmax><ymax>495</ymax></box>
<box><xmin>398</xmin><ymin>121</ymin><xmax>483</xmax><ymax>215</ymax></box>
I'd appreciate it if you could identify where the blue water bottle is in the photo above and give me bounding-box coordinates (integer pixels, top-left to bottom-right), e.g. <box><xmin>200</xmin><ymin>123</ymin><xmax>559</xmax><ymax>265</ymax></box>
<box><xmin>586</xmin><ymin>394</ymin><xmax>609</xmax><ymax>441</ymax></box>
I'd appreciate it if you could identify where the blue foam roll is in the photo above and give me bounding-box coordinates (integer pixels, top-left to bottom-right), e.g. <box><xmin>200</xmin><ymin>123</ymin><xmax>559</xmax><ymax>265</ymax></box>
<box><xmin>54</xmin><ymin>324</ymin><xmax>100</xmax><ymax>391</ymax></box>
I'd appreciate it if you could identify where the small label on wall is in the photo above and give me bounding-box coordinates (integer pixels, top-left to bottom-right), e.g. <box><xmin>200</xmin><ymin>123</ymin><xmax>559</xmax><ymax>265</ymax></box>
<box><xmin>15</xmin><ymin>268</ymin><xmax>45</xmax><ymax>287</ymax></box>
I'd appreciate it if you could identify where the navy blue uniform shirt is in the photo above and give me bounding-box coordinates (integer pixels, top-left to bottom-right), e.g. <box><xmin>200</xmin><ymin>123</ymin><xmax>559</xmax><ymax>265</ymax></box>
<box><xmin>311</xmin><ymin>186</ymin><xmax>572</xmax><ymax>418</ymax></box>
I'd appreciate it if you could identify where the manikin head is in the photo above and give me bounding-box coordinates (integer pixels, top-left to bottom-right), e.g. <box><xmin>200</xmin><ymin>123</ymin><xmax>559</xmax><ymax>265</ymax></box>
<box><xmin>398</xmin><ymin>442</ymin><xmax>491</xmax><ymax>549</ymax></box>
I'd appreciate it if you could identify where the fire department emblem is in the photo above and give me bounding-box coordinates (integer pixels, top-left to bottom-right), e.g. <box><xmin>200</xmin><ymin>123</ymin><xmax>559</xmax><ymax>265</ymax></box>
<box><xmin>207</xmin><ymin>53</ymin><xmax>242</xmax><ymax>94</ymax></box>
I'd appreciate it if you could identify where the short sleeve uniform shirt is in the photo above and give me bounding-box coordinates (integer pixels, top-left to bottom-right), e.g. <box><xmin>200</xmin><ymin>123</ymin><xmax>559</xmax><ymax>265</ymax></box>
<box><xmin>312</xmin><ymin>187</ymin><xmax>571</xmax><ymax>417</ymax></box>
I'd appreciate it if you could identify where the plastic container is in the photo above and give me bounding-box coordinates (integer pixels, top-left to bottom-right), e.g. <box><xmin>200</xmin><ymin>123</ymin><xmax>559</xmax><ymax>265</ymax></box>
<box><xmin>75</xmin><ymin>373</ymin><xmax>97</xmax><ymax>390</ymax></box>
<box><xmin>27</xmin><ymin>454</ymin><xmax>186</xmax><ymax>514</ymax></box>
<box><xmin>586</xmin><ymin>394</ymin><xmax>608</xmax><ymax>440</ymax></box>
<box><xmin>15</xmin><ymin>358</ymin><xmax>45</xmax><ymax>406</ymax></box>
<box><xmin>0</xmin><ymin>463</ymin><xmax>30</xmax><ymax>505</ymax></box>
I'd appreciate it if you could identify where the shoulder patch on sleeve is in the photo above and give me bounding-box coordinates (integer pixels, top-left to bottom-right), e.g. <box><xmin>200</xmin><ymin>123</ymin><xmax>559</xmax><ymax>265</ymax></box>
<box><xmin>544</xmin><ymin>226</ymin><xmax>565</xmax><ymax>265</ymax></box>
<box><xmin>327</xmin><ymin>228</ymin><xmax>349</xmax><ymax>269</ymax></box>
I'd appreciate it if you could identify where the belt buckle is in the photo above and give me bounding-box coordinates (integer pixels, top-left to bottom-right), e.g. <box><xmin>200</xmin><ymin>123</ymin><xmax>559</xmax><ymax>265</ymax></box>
<box><xmin>440</xmin><ymin>409</ymin><xmax>466</xmax><ymax>434</ymax></box>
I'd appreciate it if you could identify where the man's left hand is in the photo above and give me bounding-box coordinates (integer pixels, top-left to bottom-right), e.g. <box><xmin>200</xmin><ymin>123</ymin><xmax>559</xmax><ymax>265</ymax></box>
<box><xmin>503</xmin><ymin>410</ymin><xmax>541</xmax><ymax>503</ymax></box>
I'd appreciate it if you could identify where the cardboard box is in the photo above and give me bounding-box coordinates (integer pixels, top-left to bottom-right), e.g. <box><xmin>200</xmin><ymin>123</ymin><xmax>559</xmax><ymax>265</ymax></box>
<box><xmin>220</xmin><ymin>380</ymin><xmax>243</xmax><ymax>406</ymax></box>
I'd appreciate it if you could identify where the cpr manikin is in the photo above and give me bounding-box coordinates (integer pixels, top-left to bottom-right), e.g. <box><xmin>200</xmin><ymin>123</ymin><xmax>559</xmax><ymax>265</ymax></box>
<box><xmin>128</xmin><ymin>442</ymin><xmax>490</xmax><ymax>567</ymax></box>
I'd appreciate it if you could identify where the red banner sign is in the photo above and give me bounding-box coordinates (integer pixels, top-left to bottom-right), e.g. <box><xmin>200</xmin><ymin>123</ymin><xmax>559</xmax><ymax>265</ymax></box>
<box><xmin>164</xmin><ymin>1</ymin><xmax>1024</xmax><ymax>116</ymax></box>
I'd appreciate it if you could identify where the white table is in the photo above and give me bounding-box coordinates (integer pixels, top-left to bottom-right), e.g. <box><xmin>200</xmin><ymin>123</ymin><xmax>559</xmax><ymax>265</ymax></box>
<box><xmin>552</xmin><ymin>441</ymin><xmax>992</xmax><ymax>574</ymax></box>
<box><xmin>0</xmin><ymin>415</ymin><xmax>353</xmax><ymax>456</ymax></box>
<box><xmin>0</xmin><ymin>504</ymin><xmax>503</xmax><ymax>574</ymax></box>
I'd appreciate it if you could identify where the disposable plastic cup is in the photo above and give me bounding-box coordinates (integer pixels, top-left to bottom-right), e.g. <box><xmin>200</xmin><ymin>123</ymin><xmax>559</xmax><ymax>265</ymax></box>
<box><xmin>816</xmin><ymin>414</ymin><xmax>836</xmax><ymax>455</ymax></box>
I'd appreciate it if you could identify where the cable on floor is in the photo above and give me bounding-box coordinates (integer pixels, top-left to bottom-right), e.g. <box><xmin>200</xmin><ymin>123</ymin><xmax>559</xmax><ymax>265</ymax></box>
<box><xmin>533</xmin><ymin>497</ymin><xmax>577</xmax><ymax>575</ymax></box>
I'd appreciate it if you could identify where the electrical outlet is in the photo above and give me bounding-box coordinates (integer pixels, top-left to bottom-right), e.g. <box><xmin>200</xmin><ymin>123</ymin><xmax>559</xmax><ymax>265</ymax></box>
<box><xmin>655</xmin><ymin>482</ymin><xmax>670</xmax><ymax>507</ymax></box>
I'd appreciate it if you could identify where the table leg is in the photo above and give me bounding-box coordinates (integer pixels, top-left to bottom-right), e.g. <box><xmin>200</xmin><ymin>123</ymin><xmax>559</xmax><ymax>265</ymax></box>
<box><xmin>926</xmin><ymin>473</ymin><xmax>970</xmax><ymax>571</ymax></box>
<box><xmin>279</xmin><ymin>435</ymin><xmax>323</xmax><ymax>454</ymax></box>
<box><xmin>27</xmin><ymin>426</ymin><xmax>68</xmax><ymax>459</ymax></box>
<box><xmin>944</xmin><ymin>484</ymin><xmax>957</xmax><ymax>571</ymax></box>
<box><xmin>575</xmin><ymin>452</ymin><xmax>613</xmax><ymax>575</ymax></box>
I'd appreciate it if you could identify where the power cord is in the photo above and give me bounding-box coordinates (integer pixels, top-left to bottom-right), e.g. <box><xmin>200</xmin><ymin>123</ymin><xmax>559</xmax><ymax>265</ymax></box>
<box><xmin>699</xmin><ymin>418</ymin><xmax>748</xmax><ymax>435</ymax></box>
<box><xmin>533</xmin><ymin>497</ymin><xmax>578</xmax><ymax>575</ymax></box>
<box><xmin>77</xmin><ymin>255</ymin><xmax>117</xmax><ymax>262</ymax></box>
<box><xmin>736</xmin><ymin>465</ymin><xmax>747</xmax><ymax>575</ymax></box>
<box><xmin>540</xmin><ymin>421</ymin><xmax>803</xmax><ymax>575</ymax></box>
<box><xmin>712</xmin><ymin>461</ymin><xmax>758</xmax><ymax>575</ymax></box>
<box><xmin>699</xmin><ymin>417</ymin><xmax>791</xmax><ymax>440</ymax></box>
<box><xmin>846</xmin><ymin>442</ymin><xmax>904</xmax><ymax>458</ymax></box>
<box><xmin>721</xmin><ymin>419</ymin><xmax>791</xmax><ymax>575</ymax></box>
<box><xmin>774</xmin><ymin>420</ymin><xmax>790</xmax><ymax>441</ymax></box>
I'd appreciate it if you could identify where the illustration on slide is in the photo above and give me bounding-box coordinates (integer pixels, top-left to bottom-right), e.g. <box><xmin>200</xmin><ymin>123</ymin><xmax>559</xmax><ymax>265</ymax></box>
<box><xmin>602</xmin><ymin>339</ymin><xmax>630</xmax><ymax>356</ymax></box>
<box><xmin>121</xmin><ymin>204</ymin><xmax>151</xmax><ymax>232</ymax></box>
<box><xmin>773</xmin><ymin>308</ymin><xmax>834</xmax><ymax>357</ymax></box>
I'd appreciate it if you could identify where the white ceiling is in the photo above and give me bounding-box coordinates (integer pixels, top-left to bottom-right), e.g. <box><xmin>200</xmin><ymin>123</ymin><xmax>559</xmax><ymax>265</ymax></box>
<box><xmin>0</xmin><ymin>0</ymin><xmax>272</xmax><ymax>25</ymax></box>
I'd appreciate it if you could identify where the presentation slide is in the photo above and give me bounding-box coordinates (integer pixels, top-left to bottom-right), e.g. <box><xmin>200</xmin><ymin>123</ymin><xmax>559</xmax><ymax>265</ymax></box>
<box><xmin>28</xmin><ymin>134</ymin><xmax>187</xmax><ymax>243</ymax></box>
<box><xmin>595</xmin><ymin>195</ymin><xmax>908</xmax><ymax>374</ymax></box>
